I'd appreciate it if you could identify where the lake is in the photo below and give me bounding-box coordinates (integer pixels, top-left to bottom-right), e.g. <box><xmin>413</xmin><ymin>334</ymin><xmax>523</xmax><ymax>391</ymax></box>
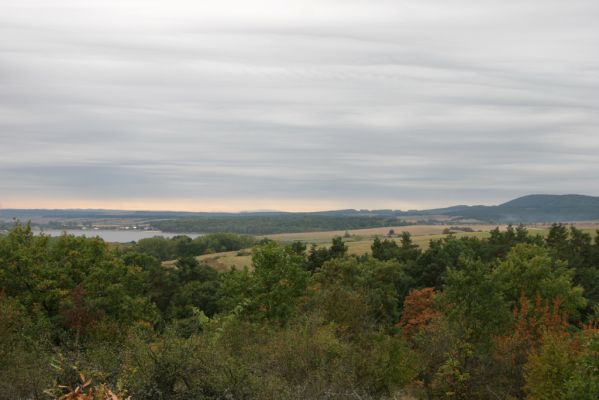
<box><xmin>33</xmin><ymin>229</ymin><xmax>204</xmax><ymax>243</ymax></box>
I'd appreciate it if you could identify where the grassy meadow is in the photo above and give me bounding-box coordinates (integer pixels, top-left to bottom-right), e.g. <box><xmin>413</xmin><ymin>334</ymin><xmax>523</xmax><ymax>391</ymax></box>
<box><xmin>170</xmin><ymin>223</ymin><xmax>599</xmax><ymax>272</ymax></box>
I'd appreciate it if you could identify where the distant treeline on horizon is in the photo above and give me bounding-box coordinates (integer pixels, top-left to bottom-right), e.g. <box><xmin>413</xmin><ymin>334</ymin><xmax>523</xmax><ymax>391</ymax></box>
<box><xmin>2</xmin><ymin>194</ymin><xmax>599</xmax><ymax>234</ymax></box>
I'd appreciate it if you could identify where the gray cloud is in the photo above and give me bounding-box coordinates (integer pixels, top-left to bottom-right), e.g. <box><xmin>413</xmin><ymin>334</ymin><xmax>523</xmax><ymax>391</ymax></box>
<box><xmin>1</xmin><ymin>0</ymin><xmax>598</xmax><ymax>210</ymax></box>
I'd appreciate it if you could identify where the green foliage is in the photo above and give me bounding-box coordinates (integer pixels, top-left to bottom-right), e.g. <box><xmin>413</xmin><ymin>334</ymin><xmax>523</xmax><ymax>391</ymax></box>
<box><xmin>329</xmin><ymin>236</ymin><xmax>348</xmax><ymax>258</ymax></box>
<box><xmin>495</xmin><ymin>244</ymin><xmax>587</xmax><ymax>318</ymax></box>
<box><xmin>563</xmin><ymin>331</ymin><xmax>599</xmax><ymax>399</ymax></box>
<box><xmin>543</xmin><ymin>225</ymin><xmax>599</xmax><ymax>318</ymax></box>
<box><xmin>213</xmin><ymin>315</ymin><xmax>418</xmax><ymax>399</ymax></box>
<box><xmin>0</xmin><ymin>222</ymin><xmax>157</xmax><ymax>333</ymax></box>
<box><xmin>484</xmin><ymin>224</ymin><xmax>543</xmax><ymax>260</ymax></box>
<box><xmin>312</xmin><ymin>257</ymin><xmax>413</xmax><ymax>329</ymax></box>
<box><xmin>524</xmin><ymin>332</ymin><xmax>578</xmax><ymax>400</ymax></box>
<box><xmin>306</xmin><ymin>244</ymin><xmax>332</xmax><ymax>272</ymax></box>
<box><xmin>371</xmin><ymin>236</ymin><xmax>400</xmax><ymax>261</ymax></box>
<box><xmin>286</xmin><ymin>240</ymin><xmax>306</xmax><ymax>256</ymax></box>
<box><xmin>430</xmin><ymin>339</ymin><xmax>476</xmax><ymax>400</ymax></box>
<box><xmin>0</xmin><ymin>296</ymin><xmax>53</xmax><ymax>399</ymax></box>
<box><xmin>1</xmin><ymin>222</ymin><xmax>597</xmax><ymax>399</ymax></box>
<box><xmin>247</xmin><ymin>242</ymin><xmax>309</xmax><ymax>323</ymax></box>
<box><xmin>410</xmin><ymin>235</ymin><xmax>479</xmax><ymax>289</ymax></box>
<box><xmin>191</xmin><ymin>232</ymin><xmax>256</xmax><ymax>255</ymax></box>
<box><xmin>444</xmin><ymin>259</ymin><xmax>511</xmax><ymax>346</ymax></box>
<box><xmin>371</xmin><ymin>232</ymin><xmax>421</xmax><ymax>263</ymax></box>
<box><xmin>215</xmin><ymin>242</ymin><xmax>309</xmax><ymax>324</ymax></box>
<box><xmin>152</xmin><ymin>214</ymin><xmax>407</xmax><ymax>235</ymax></box>
<box><xmin>305</xmin><ymin>236</ymin><xmax>348</xmax><ymax>271</ymax></box>
<box><xmin>216</xmin><ymin>267</ymin><xmax>253</xmax><ymax>314</ymax></box>
<box><xmin>131</xmin><ymin>233</ymin><xmax>255</xmax><ymax>261</ymax></box>
<box><xmin>546</xmin><ymin>223</ymin><xmax>570</xmax><ymax>260</ymax></box>
<box><xmin>351</xmin><ymin>332</ymin><xmax>420</xmax><ymax>395</ymax></box>
<box><xmin>133</xmin><ymin>236</ymin><xmax>179</xmax><ymax>261</ymax></box>
<box><xmin>121</xmin><ymin>327</ymin><xmax>230</xmax><ymax>400</ymax></box>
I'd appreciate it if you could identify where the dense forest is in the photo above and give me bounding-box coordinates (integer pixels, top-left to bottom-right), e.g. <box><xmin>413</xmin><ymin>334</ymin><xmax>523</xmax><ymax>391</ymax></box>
<box><xmin>150</xmin><ymin>215</ymin><xmax>409</xmax><ymax>235</ymax></box>
<box><xmin>4</xmin><ymin>195</ymin><xmax>599</xmax><ymax>234</ymax></box>
<box><xmin>0</xmin><ymin>222</ymin><xmax>597</xmax><ymax>399</ymax></box>
<box><xmin>129</xmin><ymin>233</ymin><xmax>256</xmax><ymax>261</ymax></box>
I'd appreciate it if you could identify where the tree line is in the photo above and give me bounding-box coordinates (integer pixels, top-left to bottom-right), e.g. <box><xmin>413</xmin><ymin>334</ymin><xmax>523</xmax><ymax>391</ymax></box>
<box><xmin>129</xmin><ymin>233</ymin><xmax>256</xmax><ymax>261</ymax></box>
<box><xmin>150</xmin><ymin>215</ymin><xmax>409</xmax><ymax>234</ymax></box>
<box><xmin>0</xmin><ymin>222</ymin><xmax>597</xmax><ymax>399</ymax></box>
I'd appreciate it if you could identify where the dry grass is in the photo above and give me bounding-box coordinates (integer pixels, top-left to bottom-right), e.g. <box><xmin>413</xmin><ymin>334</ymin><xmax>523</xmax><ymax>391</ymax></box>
<box><xmin>197</xmin><ymin>250</ymin><xmax>253</xmax><ymax>272</ymax></box>
<box><xmin>162</xmin><ymin>223</ymin><xmax>598</xmax><ymax>272</ymax></box>
<box><xmin>344</xmin><ymin>226</ymin><xmax>597</xmax><ymax>255</ymax></box>
<box><xmin>260</xmin><ymin>224</ymin><xmax>504</xmax><ymax>244</ymax></box>
<box><xmin>161</xmin><ymin>250</ymin><xmax>253</xmax><ymax>272</ymax></box>
<box><xmin>344</xmin><ymin>231</ymin><xmax>493</xmax><ymax>255</ymax></box>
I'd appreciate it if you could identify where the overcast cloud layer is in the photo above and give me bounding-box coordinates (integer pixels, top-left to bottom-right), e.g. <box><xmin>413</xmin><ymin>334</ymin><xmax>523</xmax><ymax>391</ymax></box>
<box><xmin>1</xmin><ymin>0</ymin><xmax>598</xmax><ymax>211</ymax></box>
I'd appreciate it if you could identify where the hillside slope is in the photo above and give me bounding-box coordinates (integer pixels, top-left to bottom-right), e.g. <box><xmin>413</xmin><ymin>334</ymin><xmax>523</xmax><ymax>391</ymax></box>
<box><xmin>442</xmin><ymin>194</ymin><xmax>599</xmax><ymax>223</ymax></box>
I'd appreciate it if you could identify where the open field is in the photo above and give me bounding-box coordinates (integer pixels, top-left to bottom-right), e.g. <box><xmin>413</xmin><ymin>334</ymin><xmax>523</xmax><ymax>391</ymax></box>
<box><xmin>260</xmin><ymin>224</ymin><xmax>504</xmax><ymax>243</ymax></box>
<box><xmin>162</xmin><ymin>250</ymin><xmax>253</xmax><ymax>272</ymax></box>
<box><xmin>341</xmin><ymin>226</ymin><xmax>598</xmax><ymax>255</ymax></box>
<box><xmin>264</xmin><ymin>223</ymin><xmax>599</xmax><ymax>244</ymax></box>
<box><xmin>196</xmin><ymin>251</ymin><xmax>253</xmax><ymax>272</ymax></box>
<box><xmin>165</xmin><ymin>223</ymin><xmax>598</xmax><ymax>272</ymax></box>
<box><xmin>346</xmin><ymin>230</ymin><xmax>498</xmax><ymax>256</ymax></box>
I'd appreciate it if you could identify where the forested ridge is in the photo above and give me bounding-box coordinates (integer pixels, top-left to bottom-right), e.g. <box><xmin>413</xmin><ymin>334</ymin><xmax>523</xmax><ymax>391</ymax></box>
<box><xmin>4</xmin><ymin>195</ymin><xmax>599</xmax><ymax>234</ymax></box>
<box><xmin>150</xmin><ymin>195</ymin><xmax>599</xmax><ymax>232</ymax></box>
<box><xmin>150</xmin><ymin>215</ymin><xmax>409</xmax><ymax>235</ymax></box>
<box><xmin>0</xmin><ymin>222</ymin><xmax>598</xmax><ymax>399</ymax></box>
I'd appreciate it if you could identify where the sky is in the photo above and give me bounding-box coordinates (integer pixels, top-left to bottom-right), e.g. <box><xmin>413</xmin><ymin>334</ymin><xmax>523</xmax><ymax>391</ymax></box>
<box><xmin>1</xmin><ymin>0</ymin><xmax>598</xmax><ymax>212</ymax></box>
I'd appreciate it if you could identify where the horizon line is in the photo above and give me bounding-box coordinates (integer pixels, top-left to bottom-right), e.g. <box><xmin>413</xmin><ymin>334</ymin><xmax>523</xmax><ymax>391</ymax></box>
<box><xmin>1</xmin><ymin>193</ymin><xmax>593</xmax><ymax>214</ymax></box>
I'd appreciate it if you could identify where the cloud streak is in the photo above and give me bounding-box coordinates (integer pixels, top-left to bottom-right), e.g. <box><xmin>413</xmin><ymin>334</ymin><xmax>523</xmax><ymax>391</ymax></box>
<box><xmin>1</xmin><ymin>0</ymin><xmax>598</xmax><ymax>211</ymax></box>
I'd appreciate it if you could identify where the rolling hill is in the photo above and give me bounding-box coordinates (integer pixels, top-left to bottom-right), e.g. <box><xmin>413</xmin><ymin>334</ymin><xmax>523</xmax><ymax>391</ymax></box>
<box><xmin>2</xmin><ymin>194</ymin><xmax>599</xmax><ymax>233</ymax></box>
<box><xmin>438</xmin><ymin>194</ymin><xmax>599</xmax><ymax>223</ymax></box>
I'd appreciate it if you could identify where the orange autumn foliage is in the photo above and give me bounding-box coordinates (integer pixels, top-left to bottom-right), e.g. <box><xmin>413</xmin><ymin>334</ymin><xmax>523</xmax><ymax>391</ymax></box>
<box><xmin>398</xmin><ymin>288</ymin><xmax>441</xmax><ymax>337</ymax></box>
<box><xmin>496</xmin><ymin>293</ymin><xmax>569</xmax><ymax>356</ymax></box>
<box><xmin>491</xmin><ymin>293</ymin><xmax>571</xmax><ymax>399</ymax></box>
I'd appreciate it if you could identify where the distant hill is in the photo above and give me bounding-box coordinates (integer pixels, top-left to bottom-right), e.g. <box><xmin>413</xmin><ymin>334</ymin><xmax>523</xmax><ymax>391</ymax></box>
<box><xmin>500</xmin><ymin>194</ymin><xmax>599</xmax><ymax>209</ymax></box>
<box><xmin>438</xmin><ymin>194</ymin><xmax>599</xmax><ymax>223</ymax></box>
<box><xmin>2</xmin><ymin>194</ymin><xmax>599</xmax><ymax>233</ymax></box>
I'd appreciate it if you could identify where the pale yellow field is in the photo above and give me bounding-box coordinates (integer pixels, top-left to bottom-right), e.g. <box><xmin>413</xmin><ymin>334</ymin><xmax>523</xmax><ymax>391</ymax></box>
<box><xmin>197</xmin><ymin>251</ymin><xmax>253</xmax><ymax>272</ymax></box>
<box><xmin>344</xmin><ymin>230</ymin><xmax>494</xmax><ymax>255</ymax></box>
<box><xmin>343</xmin><ymin>226</ymin><xmax>597</xmax><ymax>255</ymax></box>
<box><xmin>161</xmin><ymin>250</ymin><xmax>253</xmax><ymax>272</ymax></box>
<box><xmin>261</xmin><ymin>224</ymin><xmax>505</xmax><ymax>244</ymax></box>
<box><xmin>163</xmin><ymin>224</ymin><xmax>598</xmax><ymax>272</ymax></box>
